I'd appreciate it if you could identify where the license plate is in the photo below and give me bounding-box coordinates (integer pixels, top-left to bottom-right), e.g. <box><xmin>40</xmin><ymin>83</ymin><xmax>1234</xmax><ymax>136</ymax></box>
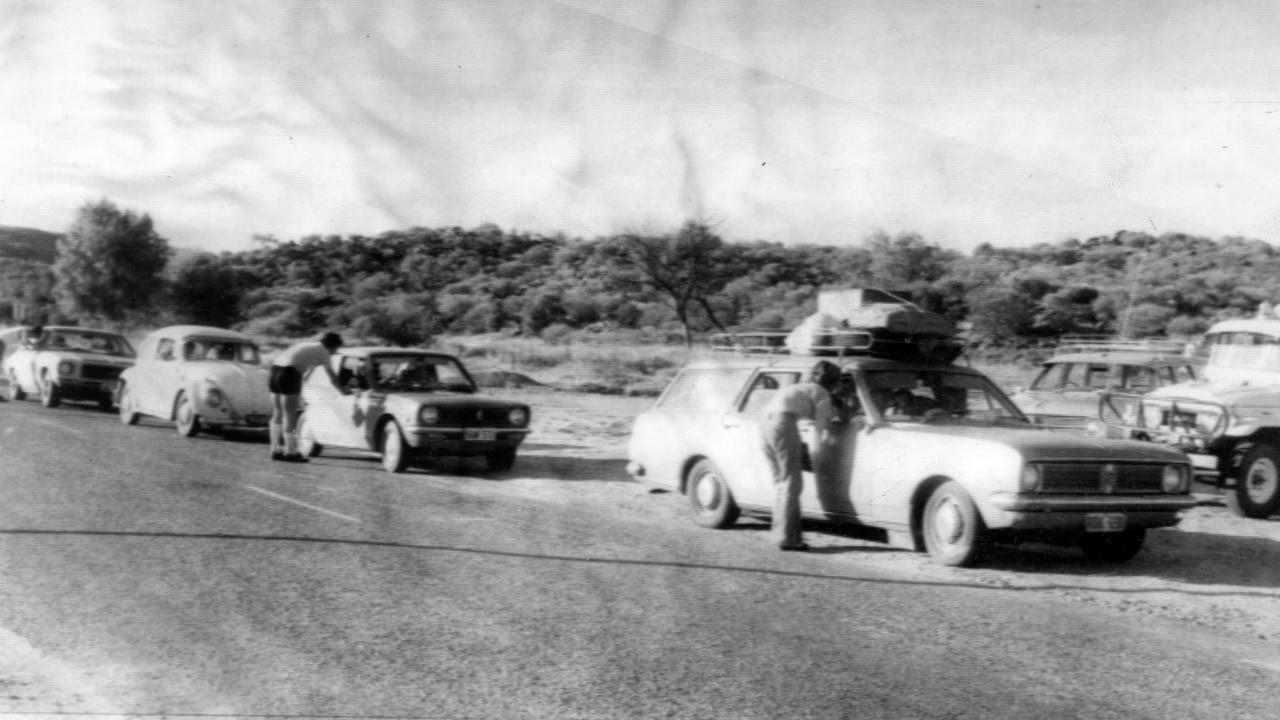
<box><xmin>464</xmin><ymin>429</ymin><xmax>496</xmax><ymax>441</ymax></box>
<box><xmin>1085</xmin><ymin>513</ymin><xmax>1127</xmax><ymax>532</ymax></box>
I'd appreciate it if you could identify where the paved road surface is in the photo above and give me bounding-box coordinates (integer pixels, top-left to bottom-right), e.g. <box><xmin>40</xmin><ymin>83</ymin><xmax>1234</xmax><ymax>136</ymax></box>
<box><xmin>1</xmin><ymin>396</ymin><xmax>1278</xmax><ymax>719</ymax></box>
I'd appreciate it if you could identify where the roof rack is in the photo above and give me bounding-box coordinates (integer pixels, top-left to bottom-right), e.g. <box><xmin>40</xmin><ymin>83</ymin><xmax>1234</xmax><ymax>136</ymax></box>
<box><xmin>709</xmin><ymin>331</ymin><xmax>790</xmax><ymax>355</ymax></box>
<box><xmin>1055</xmin><ymin>335</ymin><xmax>1190</xmax><ymax>356</ymax></box>
<box><xmin>710</xmin><ymin>329</ymin><xmax>963</xmax><ymax>363</ymax></box>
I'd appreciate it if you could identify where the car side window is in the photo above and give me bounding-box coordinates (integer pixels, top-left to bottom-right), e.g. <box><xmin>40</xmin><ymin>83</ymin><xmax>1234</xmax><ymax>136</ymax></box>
<box><xmin>339</xmin><ymin>357</ymin><xmax>369</xmax><ymax>390</ymax></box>
<box><xmin>1030</xmin><ymin>364</ymin><xmax>1065</xmax><ymax>391</ymax></box>
<box><xmin>739</xmin><ymin>371</ymin><xmax>800</xmax><ymax>415</ymax></box>
<box><xmin>655</xmin><ymin>368</ymin><xmax>753</xmax><ymax>411</ymax></box>
<box><xmin>156</xmin><ymin>338</ymin><xmax>175</xmax><ymax>361</ymax></box>
<box><xmin>1126</xmin><ymin>366</ymin><xmax>1156</xmax><ymax>392</ymax></box>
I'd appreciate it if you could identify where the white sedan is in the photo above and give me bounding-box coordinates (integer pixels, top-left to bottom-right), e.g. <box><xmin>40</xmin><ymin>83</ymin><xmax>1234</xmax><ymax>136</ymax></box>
<box><xmin>117</xmin><ymin>325</ymin><xmax>271</xmax><ymax>436</ymax></box>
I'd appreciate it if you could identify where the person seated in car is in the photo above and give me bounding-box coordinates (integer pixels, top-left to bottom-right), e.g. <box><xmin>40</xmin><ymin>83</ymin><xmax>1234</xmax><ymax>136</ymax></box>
<box><xmin>886</xmin><ymin>388</ymin><xmax>922</xmax><ymax>417</ymax></box>
<box><xmin>394</xmin><ymin>359</ymin><xmax>437</xmax><ymax>386</ymax></box>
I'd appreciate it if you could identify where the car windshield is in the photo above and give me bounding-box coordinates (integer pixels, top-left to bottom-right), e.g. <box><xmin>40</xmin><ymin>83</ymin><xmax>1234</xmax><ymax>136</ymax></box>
<box><xmin>863</xmin><ymin>369</ymin><xmax>1029</xmax><ymax>425</ymax></box>
<box><xmin>371</xmin><ymin>355</ymin><xmax>474</xmax><ymax>392</ymax></box>
<box><xmin>183</xmin><ymin>338</ymin><xmax>260</xmax><ymax>364</ymax></box>
<box><xmin>43</xmin><ymin>330</ymin><xmax>135</xmax><ymax>357</ymax></box>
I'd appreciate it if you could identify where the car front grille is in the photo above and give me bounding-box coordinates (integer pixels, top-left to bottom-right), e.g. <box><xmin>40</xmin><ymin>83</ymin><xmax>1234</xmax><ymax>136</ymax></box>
<box><xmin>81</xmin><ymin>364</ymin><xmax>124</xmax><ymax>381</ymax></box>
<box><xmin>1038</xmin><ymin>463</ymin><xmax>1167</xmax><ymax>494</ymax></box>
<box><xmin>436</xmin><ymin>407</ymin><xmax>517</xmax><ymax>427</ymax></box>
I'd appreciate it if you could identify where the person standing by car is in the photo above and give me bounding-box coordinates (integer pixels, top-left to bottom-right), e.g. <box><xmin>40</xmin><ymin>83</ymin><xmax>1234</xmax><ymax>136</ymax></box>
<box><xmin>269</xmin><ymin>331</ymin><xmax>347</xmax><ymax>462</ymax></box>
<box><xmin>759</xmin><ymin>360</ymin><xmax>840</xmax><ymax>551</ymax></box>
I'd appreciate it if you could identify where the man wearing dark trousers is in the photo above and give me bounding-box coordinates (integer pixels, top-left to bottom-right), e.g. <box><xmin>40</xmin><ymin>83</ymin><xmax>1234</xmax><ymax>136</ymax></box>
<box><xmin>759</xmin><ymin>360</ymin><xmax>840</xmax><ymax>551</ymax></box>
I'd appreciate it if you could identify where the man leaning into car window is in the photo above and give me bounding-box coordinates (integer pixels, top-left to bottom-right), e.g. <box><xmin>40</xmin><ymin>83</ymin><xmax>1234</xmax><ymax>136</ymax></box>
<box><xmin>269</xmin><ymin>331</ymin><xmax>347</xmax><ymax>463</ymax></box>
<box><xmin>759</xmin><ymin>360</ymin><xmax>839</xmax><ymax>552</ymax></box>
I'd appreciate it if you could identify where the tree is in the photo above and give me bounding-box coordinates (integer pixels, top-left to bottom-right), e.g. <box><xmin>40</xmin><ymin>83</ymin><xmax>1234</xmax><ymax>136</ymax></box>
<box><xmin>54</xmin><ymin>199</ymin><xmax>170</xmax><ymax>323</ymax></box>
<box><xmin>613</xmin><ymin>221</ymin><xmax>731</xmax><ymax>346</ymax></box>
<box><xmin>169</xmin><ymin>254</ymin><xmax>253</xmax><ymax>327</ymax></box>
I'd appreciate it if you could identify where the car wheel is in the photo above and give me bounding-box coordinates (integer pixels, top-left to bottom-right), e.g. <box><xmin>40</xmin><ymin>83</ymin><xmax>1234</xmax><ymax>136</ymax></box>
<box><xmin>97</xmin><ymin>392</ymin><xmax>114</xmax><ymax>412</ymax></box>
<box><xmin>1235</xmin><ymin>444</ymin><xmax>1280</xmax><ymax>519</ymax></box>
<box><xmin>117</xmin><ymin>383</ymin><xmax>140</xmax><ymax>425</ymax></box>
<box><xmin>686</xmin><ymin>459</ymin><xmax>740</xmax><ymax>529</ymax></box>
<box><xmin>485</xmin><ymin>447</ymin><xmax>517</xmax><ymax>472</ymax></box>
<box><xmin>5</xmin><ymin>372</ymin><xmax>24</xmax><ymax>401</ymax></box>
<box><xmin>921</xmin><ymin>481</ymin><xmax>987</xmax><ymax>567</ymax></box>
<box><xmin>174</xmin><ymin>393</ymin><xmax>201</xmax><ymax>437</ymax></box>
<box><xmin>1078</xmin><ymin>527</ymin><xmax>1146</xmax><ymax>563</ymax></box>
<box><xmin>299</xmin><ymin>414</ymin><xmax>323</xmax><ymax>457</ymax></box>
<box><xmin>39</xmin><ymin>376</ymin><xmax>61</xmax><ymax>408</ymax></box>
<box><xmin>380</xmin><ymin>420</ymin><xmax>410</xmax><ymax>473</ymax></box>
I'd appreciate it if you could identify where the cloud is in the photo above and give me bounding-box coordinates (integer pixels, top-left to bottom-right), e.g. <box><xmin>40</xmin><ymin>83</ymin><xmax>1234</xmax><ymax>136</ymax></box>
<box><xmin>2</xmin><ymin>0</ymin><xmax>1278</xmax><ymax>252</ymax></box>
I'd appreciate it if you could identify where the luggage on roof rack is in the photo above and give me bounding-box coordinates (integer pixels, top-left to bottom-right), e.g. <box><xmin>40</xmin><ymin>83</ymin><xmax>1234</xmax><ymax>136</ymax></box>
<box><xmin>710</xmin><ymin>288</ymin><xmax>963</xmax><ymax>363</ymax></box>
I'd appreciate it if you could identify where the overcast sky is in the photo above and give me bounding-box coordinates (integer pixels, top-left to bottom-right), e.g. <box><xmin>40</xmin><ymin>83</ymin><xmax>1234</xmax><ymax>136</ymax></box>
<box><xmin>3</xmin><ymin>0</ymin><xmax>1279</xmax><ymax>254</ymax></box>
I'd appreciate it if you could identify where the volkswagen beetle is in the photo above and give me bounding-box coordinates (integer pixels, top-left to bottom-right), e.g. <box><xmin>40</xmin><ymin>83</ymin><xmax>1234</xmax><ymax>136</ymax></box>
<box><xmin>117</xmin><ymin>325</ymin><xmax>271</xmax><ymax>436</ymax></box>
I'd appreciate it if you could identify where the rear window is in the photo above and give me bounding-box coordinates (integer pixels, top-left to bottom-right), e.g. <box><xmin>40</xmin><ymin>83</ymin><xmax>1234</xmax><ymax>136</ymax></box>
<box><xmin>657</xmin><ymin>368</ymin><xmax>753</xmax><ymax>412</ymax></box>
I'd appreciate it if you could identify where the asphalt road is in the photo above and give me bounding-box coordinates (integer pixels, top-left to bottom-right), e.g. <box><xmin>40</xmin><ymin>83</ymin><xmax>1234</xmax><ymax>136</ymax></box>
<box><xmin>1</xmin><ymin>396</ymin><xmax>1279</xmax><ymax>720</ymax></box>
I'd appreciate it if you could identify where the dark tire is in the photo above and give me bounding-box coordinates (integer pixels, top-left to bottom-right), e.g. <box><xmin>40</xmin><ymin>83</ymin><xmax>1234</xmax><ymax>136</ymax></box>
<box><xmin>921</xmin><ymin>481</ymin><xmax>987</xmax><ymax>567</ymax></box>
<box><xmin>1079</xmin><ymin>527</ymin><xmax>1146</xmax><ymax>563</ymax></box>
<box><xmin>380</xmin><ymin>420</ymin><xmax>409</xmax><ymax>473</ymax></box>
<box><xmin>97</xmin><ymin>393</ymin><xmax>114</xmax><ymax>412</ymax></box>
<box><xmin>117</xmin><ymin>383</ymin><xmax>140</xmax><ymax>425</ymax></box>
<box><xmin>686</xmin><ymin>459</ymin><xmax>740</xmax><ymax>529</ymax></box>
<box><xmin>174</xmin><ymin>393</ymin><xmax>201</xmax><ymax>437</ymax></box>
<box><xmin>1235</xmin><ymin>444</ymin><xmax>1280</xmax><ymax>519</ymax></box>
<box><xmin>299</xmin><ymin>414</ymin><xmax>322</xmax><ymax>457</ymax></box>
<box><xmin>39</xmin><ymin>376</ymin><xmax>61</xmax><ymax>408</ymax></box>
<box><xmin>485</xmin><ymin>447</ymin><xmax>516</xmax><ymax>472</ymax></box>
<box><xmin>6</xmin><ymin>372</ymin><xmax>24</xmax><ymax>401</ymax></box>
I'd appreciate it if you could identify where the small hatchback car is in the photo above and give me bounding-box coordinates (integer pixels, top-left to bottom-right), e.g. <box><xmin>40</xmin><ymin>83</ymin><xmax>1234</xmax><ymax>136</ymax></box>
<box><xmin>627</xmin><ymin>352</ymin><xmax>1196</xmax><ymax>566</ymax></box>
<box><xmin>3</xmin><ymin>325</ymin><xmax>135</xmax><ymax>409</ymax></box>
<box><xmin>298</xmin><ymin>347</ymin><xmax>531</xmax><ymax>473</ymax></box>
<box><xmin>117</xmin><ymin>325</ymin><xmax>271</xmax><ymax>436</ymax></box>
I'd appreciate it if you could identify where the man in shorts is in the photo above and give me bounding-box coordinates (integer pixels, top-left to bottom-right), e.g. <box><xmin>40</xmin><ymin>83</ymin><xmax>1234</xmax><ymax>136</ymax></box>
<box><xmin>269</xmin><ymin>331</ymin><xmax>347</xmax><ymax>462</ymax></box>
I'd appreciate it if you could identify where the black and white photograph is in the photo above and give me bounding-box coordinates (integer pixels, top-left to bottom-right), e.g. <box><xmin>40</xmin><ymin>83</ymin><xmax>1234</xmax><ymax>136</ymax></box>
<box><xmin>3</xmin><ymin>1</ymin><xmax>1280</xmax><ymax>718</ymax></box>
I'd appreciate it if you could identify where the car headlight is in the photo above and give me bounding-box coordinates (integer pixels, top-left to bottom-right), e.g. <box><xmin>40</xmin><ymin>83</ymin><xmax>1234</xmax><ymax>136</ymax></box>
<box><xmin>205</xmin><ymin>386</ymin><xmax>225</xmax><ymax>407</ymax></box>
<box><xmin>418</xmin><ymin>406</ymin><xmax>439</xmax><ymax>425</ymax></box>
<box><xmin>58</xmin><ymin>361</ymin><xmax>74</xmax><ymax>376</ymax></box>
<box><xmin>1019</xmin><ymin>464</ymin><xmax>1042</xmax><ymax>492</ymax></box>
<box><xmin>509</xmin><ymin>407</ymin><xmax>529</xmax><ymax>426</ymax></box>
<box><xmin>1162</xmin><ymin>464</ymin><xmax>1189</xmax><ymax>493</ymax></box>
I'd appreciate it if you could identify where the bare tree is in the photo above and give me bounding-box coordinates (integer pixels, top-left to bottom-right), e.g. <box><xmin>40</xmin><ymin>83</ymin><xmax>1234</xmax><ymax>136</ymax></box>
<box><xmin>617</xmin><ymin>221</ymin><xmax>730</xmax><ymax>347</ymax></box>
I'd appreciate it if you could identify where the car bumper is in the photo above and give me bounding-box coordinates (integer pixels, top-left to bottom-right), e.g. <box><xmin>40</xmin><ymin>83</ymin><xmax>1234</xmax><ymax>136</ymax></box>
<box><xmin>404</xmin><ymin>427</ymin><xmax>529</xmax><ymax>454</ymax></box>
<box><xmin>56</xmin><ymin>379</ymin><xmax>117</xmax><ymax>400</ymax></box>
<box><xmin>201</xmin><ymin>412</ymin><xmax>271</xmax><ymax>430</ymax></box>
<box><xmin>986</xmin><ymin>493</ymin><xmax>1196</xmax><ymax>530</ymax></box>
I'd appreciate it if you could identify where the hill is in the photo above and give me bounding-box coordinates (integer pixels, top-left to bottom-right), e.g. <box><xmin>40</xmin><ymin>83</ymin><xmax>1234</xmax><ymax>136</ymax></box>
<box><xmin>0</xmin><ymin>225</ymin><xmax>59</xmax><ymax>263</ymax></box>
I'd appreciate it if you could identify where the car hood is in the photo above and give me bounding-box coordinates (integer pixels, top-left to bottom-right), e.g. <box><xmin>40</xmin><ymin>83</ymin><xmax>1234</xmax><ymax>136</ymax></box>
<box><xmin>183</xmin><ymin>361</ymin><xmax>270</xmax><ymax>408</ymax></box>
<box><xmin>1144</xmin><ymin>379</ymin><xmax>1280</xmax><ymax>405</ymax></box>
<box><xmin>1010</xmin><ymin>390</ymin><xmax>1100</xmax><ymax>416</ymax></box>
<box><xmin>886</xmin><ymin>423</ymin><xmax>1188</xmax><ymax>463</ymax></box>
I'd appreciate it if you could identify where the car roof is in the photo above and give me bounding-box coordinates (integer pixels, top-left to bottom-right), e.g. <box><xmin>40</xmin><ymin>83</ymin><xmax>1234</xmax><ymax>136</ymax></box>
<box><xmin>149</xmin><ymin>325</ymin><xmax>253</xmax><ymax>341</ymax></box>
<box><xmin>1205</xmin><ymin>318</ymin><xmax>1280</xmax><ymax>338</ymax></box>
<box><xmin>42</xmin><ymin>326</ymin><xmax>125</xmax><ymax>337</ymax></box>
<box><xmin>1040</xmin><ymin>351</ymin><xmax>1194</xmax><ymax>367</ymax></box>
<box><xmin>679</xmin><ymin>354</ymin><xmax>988</xmax><ymax>376</ymax></box>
